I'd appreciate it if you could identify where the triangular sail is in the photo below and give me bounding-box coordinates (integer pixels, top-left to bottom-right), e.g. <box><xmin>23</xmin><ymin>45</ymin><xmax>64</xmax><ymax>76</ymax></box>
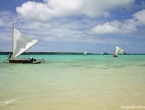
<box><xmin>12</xmin><ymin>27</ymin><xmax>39</xmax><ymax>59</ymax></box>
<box><xmin>84</xmin><ymin>51</ymin><xmax>87</xmax><ymax>55</ymax></box>
<box><xmin>115</xmin><ymin>46</ymin><xmax>124</xmax><ymax>55</ymax></box>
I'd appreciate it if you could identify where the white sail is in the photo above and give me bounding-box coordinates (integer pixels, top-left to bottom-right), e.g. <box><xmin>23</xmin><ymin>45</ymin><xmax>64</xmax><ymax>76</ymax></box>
<box><xmin>115</xmin><ymin>46</ymin><xmax>124</xmax><ymax>55</ymax></box>
<box><xmin>84</xmin><ymin>51</ymin><xmax>87</xmax><ymax>55</ymax></box>
<box><xmin>12</xmin><ymin>27</ymin><xmax>39</xmax><ymax>59</ymax></box>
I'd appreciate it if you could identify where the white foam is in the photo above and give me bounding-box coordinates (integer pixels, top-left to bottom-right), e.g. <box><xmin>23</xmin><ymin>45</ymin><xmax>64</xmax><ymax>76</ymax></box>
<box><xmin>4</xmin><ymin>99</ymin><xmax>16</xmax><ymax>104</ymax></box>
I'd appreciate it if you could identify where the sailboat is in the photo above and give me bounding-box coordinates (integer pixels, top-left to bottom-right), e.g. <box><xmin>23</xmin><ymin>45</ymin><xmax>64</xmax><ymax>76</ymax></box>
<box><xmin>4</xmin><ymin>25</ymin><xmax>41</xmax><ymax>64</ymax></box>
<box><xmin>84</xmin><ymin>51</ymin><xmax>87</xmax><ymax>56</ymax></box>
<box><xmin>113</xmin><ymin>46</ymin><xmax>124</xmax><ymax>57</ymax></box>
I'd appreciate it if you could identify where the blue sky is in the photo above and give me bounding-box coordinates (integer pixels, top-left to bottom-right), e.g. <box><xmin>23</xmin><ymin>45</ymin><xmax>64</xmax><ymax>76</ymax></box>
<box><xmin>0</xmin><ymin>0</ymin><xmax>145</xmax><ymax>54</ymax></box>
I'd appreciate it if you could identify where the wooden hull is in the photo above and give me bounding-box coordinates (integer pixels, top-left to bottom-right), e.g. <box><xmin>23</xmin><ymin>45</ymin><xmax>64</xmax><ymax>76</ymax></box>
<box><xmin>9</xmin><ymin>59</ymin><xmax>32</xmax><ymax>63</ymax></box>
<box><xmin>4</xmin><ymin>58</ymin><xmax>41</xmax><ymax>64</ymax></box>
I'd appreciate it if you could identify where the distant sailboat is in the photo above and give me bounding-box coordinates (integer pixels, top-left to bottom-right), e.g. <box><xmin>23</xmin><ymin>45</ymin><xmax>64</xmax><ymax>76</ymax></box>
<box><xmin>4</xmin><ymin>24</ymin><xmax>41</xmax><ymax>64</ymax></box>
<box><xmin>84</xmin><ymin>51</ymin><xmax>87</xmax><ymax>56</ymax></box>
<box><xmin>113</xmin><ymin>46</ymin><xmax>124</xmax><ymax>57</ymax></box>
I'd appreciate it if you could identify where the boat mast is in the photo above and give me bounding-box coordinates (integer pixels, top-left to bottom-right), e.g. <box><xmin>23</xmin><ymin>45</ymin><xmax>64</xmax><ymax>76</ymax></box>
<box><xmin>114</xmin><ymin>45</ymin><xmax>117</xmax><ymax>55</ymax></box>
<box><xmin>12</xmin><ymin>24</ymin><xmax>14</xmax><ymax>59</ymax></box>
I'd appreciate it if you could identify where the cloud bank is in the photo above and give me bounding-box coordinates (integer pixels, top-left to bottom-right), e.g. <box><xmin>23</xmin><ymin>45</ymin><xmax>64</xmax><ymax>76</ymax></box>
<box><xmin>16</xmin><ymin>0</ymin><xmax>134</xmax><ymax>21</ymax></box>
<box><xmin>91</xmin><ymin>9</ymin><xmax>145</xmax><ymax>35</ymax></box>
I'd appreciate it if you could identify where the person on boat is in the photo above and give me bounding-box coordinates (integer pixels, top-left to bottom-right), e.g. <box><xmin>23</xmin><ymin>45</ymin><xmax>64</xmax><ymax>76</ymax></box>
<box><xmin>30</xmin><ymin>57</ymin><xmax>37</xmax><ymax>63</ymax></box>
<box><xmin>30</xmin><ymin>57</ymin><xmax>34</xmax><ymax>63</ymax></box>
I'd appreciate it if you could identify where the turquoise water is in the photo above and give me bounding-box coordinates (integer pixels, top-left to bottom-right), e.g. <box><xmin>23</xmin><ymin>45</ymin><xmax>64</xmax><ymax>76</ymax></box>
<box><xmin>0</xmin><ymin>54</ymin><xmax>145</xmax><ymax>110</ymax></box>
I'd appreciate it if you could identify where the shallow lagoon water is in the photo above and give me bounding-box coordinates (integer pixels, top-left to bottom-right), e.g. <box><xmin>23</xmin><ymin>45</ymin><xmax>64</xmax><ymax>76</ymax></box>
<box><xmin>0</xmin><ymin>54</ymin><xmax>145</xmax><ymax>110</ymax></box>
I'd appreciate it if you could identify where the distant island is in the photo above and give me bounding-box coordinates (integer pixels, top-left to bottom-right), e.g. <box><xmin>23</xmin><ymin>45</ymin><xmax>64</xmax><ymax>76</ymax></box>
<box><xmin>0</xmin><ymin>51</ymin><xmax>93</xmax><ymax>55</ymax></box>
<box><xmin>0</xmin><ymin>51</ymin><xmax>145</xmax><ymax>55</ymax></box>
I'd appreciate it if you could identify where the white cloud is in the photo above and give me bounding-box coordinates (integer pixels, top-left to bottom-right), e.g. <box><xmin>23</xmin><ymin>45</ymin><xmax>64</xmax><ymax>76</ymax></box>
<box><xmin>90</xmin><ymin>20</ymin><xmax>137</xmax><ymax>34</ymax></box>
<box><xmin>90</xmin><ymin>8</ymin><xmax>145</xmax><ymax>35</ymax></box>
<box><xmin>16</xmin><ymin>0</ymin><xmax>134</xmax><ymax>21</ymax></box>
<box><xmin>133</xmin><ymin>9</ymin><xmax>145</xmax><ymax>25</ymax></box>
<box><xmin>16</xmin><ymin>1</ymin><xmax>53</xmax><ymax>21</ymax></box>
<box><xmin>90</xmin><ymin>9</ymin><xmax>145</xmax><ymax>35</ymax></box>
<box><xmin>91</xmin><ymin>20</ymin><xmax>121</xmax><ymax>34</ymax></box>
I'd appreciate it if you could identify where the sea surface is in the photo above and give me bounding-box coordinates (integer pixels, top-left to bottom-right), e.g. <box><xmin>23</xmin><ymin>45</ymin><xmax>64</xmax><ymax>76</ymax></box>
<box><xmin>0</xmin><ymin>54</ymin><xmax>145</xmax><ymax>110</ymax></box>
